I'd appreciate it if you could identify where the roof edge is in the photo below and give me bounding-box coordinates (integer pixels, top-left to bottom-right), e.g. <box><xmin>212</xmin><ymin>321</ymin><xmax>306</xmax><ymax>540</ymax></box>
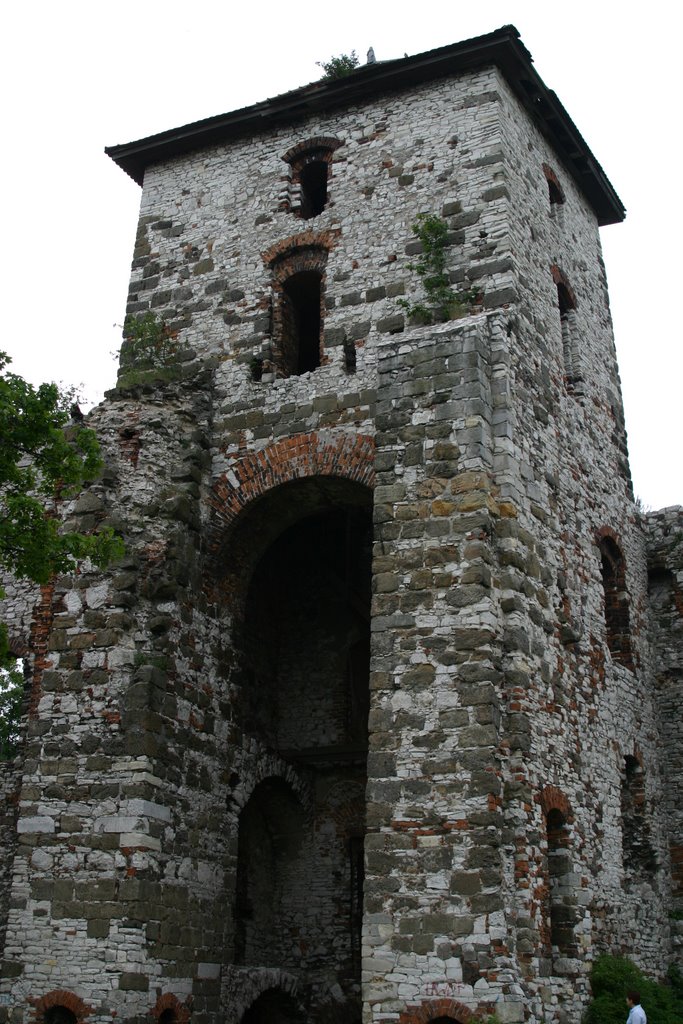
<box><xmin>105</xmin><ymin>25</ymin><xmax>624</xmax><ymax>225</ymax></box>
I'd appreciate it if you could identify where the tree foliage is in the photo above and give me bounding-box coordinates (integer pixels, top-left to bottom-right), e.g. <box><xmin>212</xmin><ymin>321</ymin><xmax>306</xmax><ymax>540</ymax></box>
<box><xmin>585</xmin><ymin>955</ymin><xmax>683</xmax><ymax>1024</ymax></box>
<box><xmin>0</xmin><ymin>351</ymin><xmax>123</xmax><ymax>669</ymax></box>
<box><xmin>317</xmin><ymin>51</ymin><xmax>359</xmax><ymax>80</ymax></box>
<box><xmin>0</xmin><ymin>663</ymin><xmax>24</xmax><ymax>760</ymax></box>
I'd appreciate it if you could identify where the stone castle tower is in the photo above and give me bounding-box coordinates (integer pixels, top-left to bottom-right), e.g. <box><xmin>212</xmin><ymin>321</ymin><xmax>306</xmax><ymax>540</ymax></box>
<box><xmin>1</xmin><ymin>24</ymin><xmax>681</xmax><ymax>1024</ymax></box>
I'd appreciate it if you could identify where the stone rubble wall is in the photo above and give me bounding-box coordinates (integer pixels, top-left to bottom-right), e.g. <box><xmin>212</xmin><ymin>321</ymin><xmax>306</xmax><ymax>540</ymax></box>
<box><xmin>645</xmin><ymin>505</ymin><xmax>683</xmax><ymax>957</ymax></box>
<box><xmin>0</xmin><ymin>60</ymin><xmax>677</xmax><ymax>1024</ymax></box>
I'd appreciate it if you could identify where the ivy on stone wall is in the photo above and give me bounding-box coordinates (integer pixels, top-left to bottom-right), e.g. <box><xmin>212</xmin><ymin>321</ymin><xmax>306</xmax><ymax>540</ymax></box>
<box><xmin>398</xmin><ymin>213</ymin><xmax>480</xmax><ymax>324</ymax></box>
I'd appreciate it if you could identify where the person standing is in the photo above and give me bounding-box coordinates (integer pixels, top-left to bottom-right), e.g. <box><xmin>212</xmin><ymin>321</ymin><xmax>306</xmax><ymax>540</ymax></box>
<box><xmin>626</xmin><ymin>990</ymin><xmax>647</xmax><ymax>1024</ymax></box>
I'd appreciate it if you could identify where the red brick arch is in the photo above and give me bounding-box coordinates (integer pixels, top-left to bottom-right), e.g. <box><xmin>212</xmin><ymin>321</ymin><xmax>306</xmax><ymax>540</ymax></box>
<box><xmin>399</xmin><ymin>998</ymin><xmax>478</xmax><ymax>1024</ymax></box>
<box><xmin>28</xmin><ymin>990</ymin><xmax>93</xmax><ymax>1024</ymax></box>
<box><xmin>282</xmin><ymin>136</ymin><xmax>344</xmax><ymax>165</ymax></box>
<box><xmin>209</xmin><ymin>432</ymin><xmax>375</xmax><ymax>531</ymax></box>
<box><xmin>205</xmin><ymin>431</ymin><xmax>375</xmax><ymax>607</ymax></box>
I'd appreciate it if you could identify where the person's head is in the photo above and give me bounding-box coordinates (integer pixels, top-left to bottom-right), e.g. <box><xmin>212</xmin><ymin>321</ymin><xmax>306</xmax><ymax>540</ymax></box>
<box><xmin>626</xmin><ymin>990</ymin><xmax>641</xmax><ymax>1008</ymax></box>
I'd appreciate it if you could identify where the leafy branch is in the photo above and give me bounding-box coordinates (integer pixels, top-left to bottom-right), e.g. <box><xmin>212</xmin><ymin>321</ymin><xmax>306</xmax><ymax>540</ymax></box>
<box><xmin>398</xmin><ymin>213</ymin><xmax>481</xmax><ymax>324</ymax></box>
<box><xmin>0</xmin><ymin>351</ymin><xmax>124</xmax><ymax>667</ymax></box>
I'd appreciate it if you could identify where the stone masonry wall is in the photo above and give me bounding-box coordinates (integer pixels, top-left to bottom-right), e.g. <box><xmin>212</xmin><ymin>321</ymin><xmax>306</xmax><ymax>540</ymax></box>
<box><xmin>0</xmin><ymin>56</ymin><xmax>676</xmax><ymax>1024</ymax></box>
<box><xmin>645</xmin><ymin>506</ymin><xmax>683</xmax><ymax>958</ymax></box>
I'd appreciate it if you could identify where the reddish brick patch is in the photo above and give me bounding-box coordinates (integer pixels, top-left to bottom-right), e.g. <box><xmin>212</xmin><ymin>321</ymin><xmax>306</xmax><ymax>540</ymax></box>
<box><xmin>398</xmin><ymin>997</ymin><xmax>477</xmax><ymax>1023</ymax></box>
<box><xmin>549</xmin><ymin>263</ymin><xmax>577</xmax><ymax>308</ymax></box>
<box><xmin>150</xmin><ymin>992</ymin><xmax>191</xmax><ymax>1024</ymax></box>
<box><xmin>539</xmin><ymin>784</ymin><xmax>572</xmax><ymax>820</ymax></box>
<box><xmin>261</xmin><ymin>229</ymin><xmax>340</xmax><ymax>267</ymax></box>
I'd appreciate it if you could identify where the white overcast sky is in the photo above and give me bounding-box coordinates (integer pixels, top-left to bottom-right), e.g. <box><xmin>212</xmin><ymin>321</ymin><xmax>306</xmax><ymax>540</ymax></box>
<box><xmin>2</xmin><ymin>1</ymin><xmax>681</xmax><ymax>509</ymax></box>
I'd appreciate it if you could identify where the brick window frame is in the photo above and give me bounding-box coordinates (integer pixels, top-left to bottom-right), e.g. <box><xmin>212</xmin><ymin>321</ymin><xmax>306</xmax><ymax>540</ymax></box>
<box><xmin>282</xmin><ymin>136</ymin><xmax>344</xmax><ymax>219</ymax></box>
<box><xmin>550</xmin><ymin>264</ymin><xmax>582</xmax><ymax>391</ymax></box>
<box><xmin>596</xmin><ymin>528</ymin><xmax>634</xmax><ymax>669</ymax></box>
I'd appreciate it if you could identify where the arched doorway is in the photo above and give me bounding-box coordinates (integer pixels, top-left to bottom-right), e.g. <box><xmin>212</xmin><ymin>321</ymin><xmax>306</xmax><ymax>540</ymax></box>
<box><xmin>229</xmin><ymin>478</ymin><xmax>373</xmax><ymax>1021</ymax></box>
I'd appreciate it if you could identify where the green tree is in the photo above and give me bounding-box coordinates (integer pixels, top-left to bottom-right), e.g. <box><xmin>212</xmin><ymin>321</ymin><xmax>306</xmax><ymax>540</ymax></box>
<box><xmin>585</xmin><ymin>955</ymin><xmax>683</xmax><ymax>1024</ymax></box>
<box><xmin>317</xmin><ymin>51</ymin><xmax>359</xmax><ymax>80</ymax></box>
<box><xmin>0</xmin><ymin>351</ymin><xmax>123</xmax><ymax>755</ymax></box>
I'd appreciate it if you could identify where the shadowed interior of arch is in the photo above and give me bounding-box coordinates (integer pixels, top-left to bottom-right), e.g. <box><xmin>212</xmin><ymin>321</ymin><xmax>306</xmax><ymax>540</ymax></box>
<box><xmin>231</xmin><ymin>484</ymin><xmax>372</xmax><ymax>1021</ymax></box>
<box><xmin>241</xmin><ymin>989</ymin><xmax>304</xmax><ymax>1024</ymax></box>
<box><xmin>45</xmin><ymin>1009</ymin><xmax>77</xmax><ymax>1024</ymax></box>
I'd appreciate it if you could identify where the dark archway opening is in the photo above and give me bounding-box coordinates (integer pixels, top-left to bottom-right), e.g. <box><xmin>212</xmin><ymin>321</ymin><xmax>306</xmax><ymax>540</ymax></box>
<box><xmin>234</xmin><ymin>778</ymin><xmax>305</xmax><ymax>967</ymax></box>
<box><xmin>282</xmin><ymin>271</ymin><xmax>322</xmax><ymax>376</ymax></box>
<box><xmin>45</xmin><ymin>1010</ymin><xmax>77</xmax><ymax>1024</ymax></box>
<box><xmin>233</xmin><ymin>484</ymin><xmax>372</xmax><ymax>1022</ymax></box>
<box><xmin>241</xmin><ymin>989</ymin><xmax>304</xmax><ymax>1024</ymax></box>
<box><xmin>158</xmin><ymin>1012</ymin><xmax>176</xmax><ymax>1024</ymax></box>
<box><xmin>300</xmin><ymin>160</ymin><xmax>328</xmax><ymax>219</ymax></box>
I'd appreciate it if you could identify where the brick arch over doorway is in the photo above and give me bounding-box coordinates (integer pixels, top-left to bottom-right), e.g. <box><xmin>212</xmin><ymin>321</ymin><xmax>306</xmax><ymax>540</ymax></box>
<box><xmin>398</xmin><ymin>998</ymin><xmax>478</xmax><ymax>1024</ymax></box>
<box><xmin>209</xmin><ymin>431</ymin><xmax>375</xmax><ymax>528</ymax></box>
<box><xmin>206</xmin><ymin>431</ymin><xmax>375</xmax><ymax>606</ymax></box>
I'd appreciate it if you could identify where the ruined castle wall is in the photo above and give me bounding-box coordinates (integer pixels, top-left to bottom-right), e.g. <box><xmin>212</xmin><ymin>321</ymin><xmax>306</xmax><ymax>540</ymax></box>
<box><xmin>488</xmin><ymin>71</ymin><xmax>672</xmax><ymax>993</ymax></box>
<box><xmin>646</xmin><ymin>506</ymin><xmax>683</xmax><ymax>959</ymax></box>
<box><xmin>0</xmin><ymin>59</ymin><xmax>675</xmax><ymax>1024</ymax></box>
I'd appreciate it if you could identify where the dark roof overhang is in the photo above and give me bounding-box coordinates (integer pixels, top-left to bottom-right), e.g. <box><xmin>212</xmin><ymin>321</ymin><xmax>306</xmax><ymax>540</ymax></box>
<box><xmin>105</xmin><ymin>25</ymin><xmax>625</xmax><ymax>225</ymax></box>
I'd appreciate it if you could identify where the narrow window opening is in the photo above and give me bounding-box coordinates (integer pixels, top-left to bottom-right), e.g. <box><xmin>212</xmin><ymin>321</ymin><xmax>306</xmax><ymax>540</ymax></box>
<box><xmin>344</xmin><ymin>336</ymin><xmax>357</xmax><ymax>374</ymax></box>
<box><xmin>300</xmin><ymin>160</ymin><xmax>328</xmax><ymax>219</ymax></box>
<box><xmin>621</xmin><ymin>755</ymin><xmax>657</xmax><ymax>879</ymax></box>
<box><xmin>556</xmin><ymin>279</ymin><xmax>582</xmax><ymax>389</ymax></box>
<box><xmin>599</xmin><ymin>536</ymin><xmax>633</xmax><ymax>668</ymax></box>
<box><xmin>282</xmin><ymin>271</ymin><xmax>322</xmax><ymax>375</ymax></box>
<box><xmin>546</xmin><ymin>808</ymin><xmax>575</xmax><ymax>955</ymax></box>
<box><xmin>45</xmin><ymin>1010</ymin><xmax>77</xmax><ymax>1024</ymax></box>
<box><xmin>548</xmin><ymin>179</ymin><xmax>564</xmax><ymax>206</ymax></box>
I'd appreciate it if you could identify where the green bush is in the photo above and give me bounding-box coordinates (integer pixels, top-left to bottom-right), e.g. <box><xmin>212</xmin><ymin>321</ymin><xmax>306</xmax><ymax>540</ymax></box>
<box><xmin>585</xmin><ymin>955</ymin><xmax>683</xmax><ymax>1024</ymax></box>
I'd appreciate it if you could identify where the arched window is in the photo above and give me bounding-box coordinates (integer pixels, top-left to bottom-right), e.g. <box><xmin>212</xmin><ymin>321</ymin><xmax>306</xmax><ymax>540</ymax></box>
<box><xmin>265</xmin><ymin>239</ymin><xmax>332</xmax><ymax>378</ymax></box>
<box><xmin>551</xmin><ymin>265</ymin><xmax>582</xmax><ymax>390</ymax></box>
<box><xmin>598</xmin><ymin>533</ymin><xmax>633</xmax><ymax>668</ymax></box>
<box><xmin>283</xmin><ymin>137</ymin><xmax>343</xmax><ymax>220</ymax></box>
<box><xmin>546</xmin><ymin>808</ymin><xmax>576</xmax><ymax>955</ymax></box>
